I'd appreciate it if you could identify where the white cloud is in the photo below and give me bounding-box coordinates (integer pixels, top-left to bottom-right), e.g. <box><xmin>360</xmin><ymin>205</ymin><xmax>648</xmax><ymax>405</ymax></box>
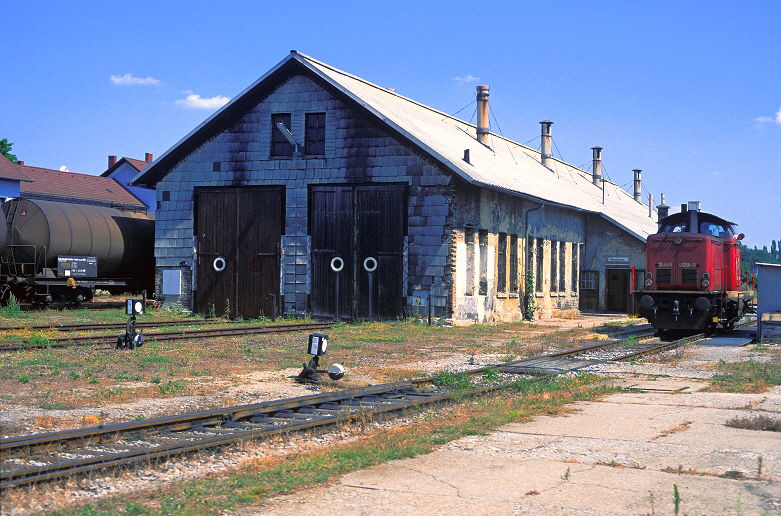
<box><xmin>110</xmin><ymin>73</ymin><xmax>161</xmax><ymax>86</ymax></box>
<box><xmin>174</xmin><ymin>93</ymin><xmax>231</xmax><ymax>109</ymax></box>
<box><xmin>754</xmin><ymin>105</ymin><xmax>781</xmax><ymax>125</ymax></box>
<box><xmin>454</xmin><ymin>75</ymin><xmax>480</xmax><ymax>85</ymax></box>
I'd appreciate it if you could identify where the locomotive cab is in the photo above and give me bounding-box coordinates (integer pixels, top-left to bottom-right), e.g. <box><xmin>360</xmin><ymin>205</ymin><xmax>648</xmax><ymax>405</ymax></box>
<box><xmin>635</xmin><ymin>202</ymin><xmax>748</xmax><ymax>332</ymax></box>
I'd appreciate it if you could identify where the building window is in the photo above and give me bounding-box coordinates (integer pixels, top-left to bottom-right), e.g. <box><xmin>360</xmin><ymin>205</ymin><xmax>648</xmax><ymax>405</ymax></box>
<box><xmin>478</xmin><ymin>230</ymin><xmax>488</xmax><ymax>295</ymax></box>
<box><xmin>572</xmin><ymin>243</ymin><xmax>580</xmax><ymax>293</ymax></box>
<box><xmin>497</xmin><ymin>233</ymin><xmax>507</xmax><ymax>293</ymax></box>
<box><xmin>509</xmin><ymin>234</ymin><xmax>518</xmax><ymax>293</ymax></box>
<box><xmin>535</xmin><ymin>238</ymin><xmax>544</xmax><ymax>292</ymax></box>
<box><xmin>305</xmin><ymin>113</ymin><xmax>326</xmax><ymax>155</ymax></box>
<box><xmin>550</xmin><ymin>240</ymin><xmax>558</xmax><ymax>292</ymax></box>
<box><xmin>465</xmin><ymin>228</ymin><xmax>475</xmax><ymax>296</ymax></box>
<box><xmin>213</xmin><ymin>162</ymin><xmax>221</xmax><ymax>172</ymax></box>
<box><xmin>271</xmin><ymin>113</ymin><xmax>294</xmax><ymax>157</ymax></box>
<box><xmin>580</xmin><ymin>270</ymin><xmax>598</xmax><ymax>290</ymax></box>
<box><xmin>559</xmin><ymin>242</ymin><xmax>567</xmax><ymax>292</ymax></box>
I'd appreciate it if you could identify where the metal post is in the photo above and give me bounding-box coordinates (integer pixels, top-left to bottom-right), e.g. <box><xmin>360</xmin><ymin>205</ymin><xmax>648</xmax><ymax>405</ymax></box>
<box><xmin>335</xmin><ymin>272</ymin><xmax>340</xmax><ymax>321</ymax></box>
<box><xmin>368</xmin><ymin>271</ymin><xmax>374</xmax><ymax>322</ymax></box>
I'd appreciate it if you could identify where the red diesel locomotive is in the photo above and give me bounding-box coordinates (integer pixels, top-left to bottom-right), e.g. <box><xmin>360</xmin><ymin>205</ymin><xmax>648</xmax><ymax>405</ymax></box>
<box><xmin>635</xmin><ymin>202</ymin><xmax>750</xmax><ymax>332</ymax></box>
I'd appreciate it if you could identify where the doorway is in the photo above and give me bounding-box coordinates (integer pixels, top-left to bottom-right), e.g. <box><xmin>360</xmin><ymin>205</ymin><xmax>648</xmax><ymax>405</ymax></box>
<box><xmin>309</xmin><ymin>184</ymin><xmax>406</xmax><ymax>320</ymax></box>
<box><xmin>195</xmin><ymin>186</ymin><xmax>284</xmax><ymax>319</ymax></box>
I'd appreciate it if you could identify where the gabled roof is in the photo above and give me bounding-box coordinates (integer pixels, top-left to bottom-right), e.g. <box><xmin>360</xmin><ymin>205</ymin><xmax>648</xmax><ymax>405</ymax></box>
<box><xmin>18</xmin><ymin>163</ymin><xmax>147</xmax><ymax>208</ymax></box>
<box><xmin>0</xmin><ymin>155</ymin><xmax>31</xmax><ymax>182</ymax></box>
<box><xmin>101</xmin><ymin>157</ymin><xmax>152</xmax><ymax>178</ymax></box>
<box><xmin>134</xmin><ymin>51</ymin><xmax>658</xmax><ymax>241</ymax></box>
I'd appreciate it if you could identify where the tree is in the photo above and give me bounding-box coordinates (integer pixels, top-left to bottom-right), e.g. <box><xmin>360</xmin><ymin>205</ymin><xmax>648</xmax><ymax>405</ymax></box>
<box><xmin>0</xmin><ymin>138</ymin><xmax>18</xmax><ymax>163</ymax></box>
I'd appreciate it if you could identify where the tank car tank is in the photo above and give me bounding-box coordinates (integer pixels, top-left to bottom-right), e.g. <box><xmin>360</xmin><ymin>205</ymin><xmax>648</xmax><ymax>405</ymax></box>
<box><xmin>1</xmin><ymin>198</ymin><xmax>154</xmax><ymax>303</ymax></box>
<box><xmin>635</xmin><ymin>202</ymin><xmax>749</xmax><ymax>332</ymax></box>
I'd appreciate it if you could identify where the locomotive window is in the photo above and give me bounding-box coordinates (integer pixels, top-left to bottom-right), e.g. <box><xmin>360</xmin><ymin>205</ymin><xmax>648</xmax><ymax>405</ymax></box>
<box><xmin>661</xmin><ymin>223</ymin><xmax>686</xmax><ymax>233</ymax></box>
<box><xmin>699</xmin><ymin>222</ymin><xmax>726</xmax><ymax>237</ymax></box>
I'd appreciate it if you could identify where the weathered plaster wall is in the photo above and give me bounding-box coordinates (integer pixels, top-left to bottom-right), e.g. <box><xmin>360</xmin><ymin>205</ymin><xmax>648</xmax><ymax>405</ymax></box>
<box><xmin>583</xmin><ymin>215</ymin><xmax>647</xmax><ymax>312</ymax></box>
<box><xmin>448</xmin><ymin>186</ymin><xmax>586</xmax><ymax>323</ymax></box>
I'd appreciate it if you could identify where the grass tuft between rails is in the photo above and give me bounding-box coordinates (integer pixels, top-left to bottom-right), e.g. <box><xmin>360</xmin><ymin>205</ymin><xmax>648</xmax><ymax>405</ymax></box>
<box><xmin>48</xmin><ymin>373</ymin><xmax>612</xmax><ymax>516</ymax></box>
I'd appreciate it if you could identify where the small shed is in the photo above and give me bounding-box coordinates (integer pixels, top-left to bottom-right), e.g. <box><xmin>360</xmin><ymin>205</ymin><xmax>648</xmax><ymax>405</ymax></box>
<box><xmin>757</xmin><ymin>262</ymin><xmax>781</xmax><ymax>342</ymax></box>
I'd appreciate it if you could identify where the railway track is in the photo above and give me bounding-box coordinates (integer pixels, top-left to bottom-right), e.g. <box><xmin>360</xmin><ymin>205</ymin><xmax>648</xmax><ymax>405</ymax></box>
<box><xmin>0</xmin><ymin>322</ymin><xmax>335</xmax><ymax>351</ymax></box>
<box><xmin>0</xmin><ymin>327</ymin><xmax>717</xmax><ymax>489</ymax></box>
<box><xmin>0</xmin><ymin>318</ymin><xmax>222</xmax><ymax>333</ymax></box>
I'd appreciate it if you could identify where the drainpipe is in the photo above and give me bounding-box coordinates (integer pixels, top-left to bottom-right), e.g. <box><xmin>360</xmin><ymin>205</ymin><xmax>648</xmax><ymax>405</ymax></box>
<box><xmin>540</xmin><ymin>120</ymin><xmax>553</xmax><ymax>167</ymax></box>
<box><xmin>591</xmin><ymin>147</ymin><xmax>602</xmax><ymax>186</ymax></box>
<box><xmin>476</xmin><ymin>85</ymin><xmax>490</xmax><ymax>144</ymax></box>
<box><xmin>633</xmin><ymin>169</ymin><xmax>642</xmax><ymax>202</ymax></box>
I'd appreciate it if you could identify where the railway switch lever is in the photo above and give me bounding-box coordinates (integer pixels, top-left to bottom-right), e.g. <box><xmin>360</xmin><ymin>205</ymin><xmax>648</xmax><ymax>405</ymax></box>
<box><xmin>297</xmin><ymin>333</ymin><xmax>345</xmax><ymax>383</ymax></box>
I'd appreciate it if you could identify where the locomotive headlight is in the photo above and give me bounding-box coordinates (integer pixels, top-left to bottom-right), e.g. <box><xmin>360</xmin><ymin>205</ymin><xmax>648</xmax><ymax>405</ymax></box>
<box><xmin>701</xmin><ymin>272</ymin><xmax>710</xmax><ymax>288</ymax></box>
<box><xmin>702</xmin><ymin>272</ymin><xmax>710</xmax><ymax>280</ymax></box>
<box><xmin>701</xmin><ymin>279</ymin><xmax>710</xmax><ymax>287</ymax></box>
<box><xmin>645</xmin><ymin>272</ymin><xmax>653</xmax><ymax>279</ymax></box>
<box><xmin>644</xmin><ymin>278</ymin><xmax>653</xmax><ymax>287</ymax></box>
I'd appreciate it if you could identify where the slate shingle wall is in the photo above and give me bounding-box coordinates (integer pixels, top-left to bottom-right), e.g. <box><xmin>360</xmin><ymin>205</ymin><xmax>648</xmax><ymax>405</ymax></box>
<box><xmin>154</xmin><ymin>74</ymin><xmax>454</xmax><ymax>317</ymax></box>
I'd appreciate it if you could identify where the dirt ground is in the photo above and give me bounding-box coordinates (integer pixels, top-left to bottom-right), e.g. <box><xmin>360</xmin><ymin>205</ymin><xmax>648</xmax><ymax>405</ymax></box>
<box><xmin>4</xmin><ymin>313</ymin><xmax>777</xmax><ymax>514</ymax></box>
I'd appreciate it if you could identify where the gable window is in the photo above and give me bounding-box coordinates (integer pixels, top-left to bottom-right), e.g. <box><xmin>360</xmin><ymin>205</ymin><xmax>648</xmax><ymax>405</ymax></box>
<box><xmin>271</xmin><ymin>113</ymin><xmax>294</xmax><ymax>157</ymax></box>
<box><xmin>305</xmin><ymin>113</ymin><xmax>326</xmax><ymax>155</ymax></box>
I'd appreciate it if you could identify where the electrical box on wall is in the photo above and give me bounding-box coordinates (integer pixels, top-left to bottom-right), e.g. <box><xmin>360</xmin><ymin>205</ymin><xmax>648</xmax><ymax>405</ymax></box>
<box><xmin>162</xmin><ymin>269</ymin><xmax>181</xmax><ymax>295</ymax></box>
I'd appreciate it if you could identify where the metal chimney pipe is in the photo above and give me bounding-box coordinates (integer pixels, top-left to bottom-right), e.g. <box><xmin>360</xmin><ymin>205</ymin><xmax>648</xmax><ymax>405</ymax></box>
<box><xmin>648</xmin><ymin>193</ymin><xmax>654</xmax><ymax>218</ymax></box>
<box><xmin>476</xmin><ymin>85</ymin><xmax>490</xmax><ymax>144</ymax></box>
<box><xmin>591</xmin><ymin>147</ymin><xmax>603</xmax><ymax>186</ymax></box>
<box><xmin>540</xmin><ymin>120</ymin><xmax>553</xmax><ymax>167</ymax></box>
<box><xmin>108</xmin><ymin>155</ymin><xmax>117</xmax><ymax>168</ymax></box>
<box><xmin>633</xmin><ymin>169</ymin><xmax>642</xmax><ymax>202</ymax></box>
<box><xmin>657</xmin><ymin>193</ymin><xmax>669</xmax><ymax>222</ymax></box>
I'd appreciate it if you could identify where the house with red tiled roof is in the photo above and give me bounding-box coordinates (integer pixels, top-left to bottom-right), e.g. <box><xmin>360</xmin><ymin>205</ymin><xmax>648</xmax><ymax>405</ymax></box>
<box><xmin>0</xmin><ymin>156</ymin><xmax>32</xmax><ymax>202</ymax></box>
<box><xmin>101</xmin><ymin>154</ymin><xmax>156</xmax><ymax>211</ymax></box>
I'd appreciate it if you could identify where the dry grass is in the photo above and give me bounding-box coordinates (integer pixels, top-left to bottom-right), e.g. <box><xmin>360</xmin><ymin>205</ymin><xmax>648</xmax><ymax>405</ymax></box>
<box><xmin>650</xmin><ymin>421</ymin><xmax>692</xmax><ymax>440</ymax></box>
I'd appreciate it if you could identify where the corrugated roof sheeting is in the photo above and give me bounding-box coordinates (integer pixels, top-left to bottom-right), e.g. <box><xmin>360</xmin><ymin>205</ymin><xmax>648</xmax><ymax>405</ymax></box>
<box><xmin>301</xmin><ymin>54</ymin><xmax>657</xmax><ymax>241</ymax></box>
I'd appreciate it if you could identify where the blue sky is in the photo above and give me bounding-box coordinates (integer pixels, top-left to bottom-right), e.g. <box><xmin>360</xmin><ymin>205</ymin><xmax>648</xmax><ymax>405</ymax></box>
<box><xmin>2</xmin><ymin>0</ymin><xmax>779</xmax><ymax>248</ymax></box>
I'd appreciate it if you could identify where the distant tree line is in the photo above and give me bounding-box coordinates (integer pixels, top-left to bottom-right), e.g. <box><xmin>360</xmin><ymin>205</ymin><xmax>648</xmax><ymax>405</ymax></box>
<box><xmin>741</xmin><ymin>240</ymin><xmax>781</xmax><ymax>277</ymax></box>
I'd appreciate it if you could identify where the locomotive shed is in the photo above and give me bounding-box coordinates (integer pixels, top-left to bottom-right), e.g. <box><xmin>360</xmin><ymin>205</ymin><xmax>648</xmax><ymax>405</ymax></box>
<box><xmin>1</xmin><ymin>313</ymin><xmax>778</xmax><ymax>514</ymax></box>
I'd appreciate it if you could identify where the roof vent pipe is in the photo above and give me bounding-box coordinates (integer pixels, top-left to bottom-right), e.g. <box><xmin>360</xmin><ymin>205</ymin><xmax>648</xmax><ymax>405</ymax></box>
<box><xmin>540</xmin><ymin>120</ymin><xmax>553</xmax><ymax>167</ymax></box>
<box><xmin>657</xmin><ymin>193</ymin><xmax>670</xmax><ymax>222</ymax></box>
<box><xmin>476</xmin><ymin>85</ymin><xmax>490</xmax><ymax>144</ymax></box>
<box><xmin>463</xmin><ymin>149</ymin><xmax>471</xmax><ymax>164</ymax></box>
<box><xmin>591</xmin><ymin>147</ymin><xmax>603</xmax><ymax>186</ymax></box>
<box><xmin>633</xmin><ymin>169</ymin><xmax>642</xmax><ymax>202</ymax></box>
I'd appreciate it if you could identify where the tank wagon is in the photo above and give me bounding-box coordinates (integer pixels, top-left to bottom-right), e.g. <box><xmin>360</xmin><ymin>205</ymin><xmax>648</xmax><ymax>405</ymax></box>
<box><xmin>635</xmin><ymin>202</ymin><xmax>750</xmax><ymax>332</ymax></box>
<box><xmin>1</xmin><ymin>198</ymin><xmax>155</xmax><ymax>304</ymax></box>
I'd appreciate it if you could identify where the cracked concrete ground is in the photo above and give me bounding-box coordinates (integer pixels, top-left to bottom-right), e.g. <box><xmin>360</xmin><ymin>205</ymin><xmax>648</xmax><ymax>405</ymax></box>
<box><xmin>237</xmin><ymin>374</ymin><xmax>781</xmax><ymax>515</ymax></box>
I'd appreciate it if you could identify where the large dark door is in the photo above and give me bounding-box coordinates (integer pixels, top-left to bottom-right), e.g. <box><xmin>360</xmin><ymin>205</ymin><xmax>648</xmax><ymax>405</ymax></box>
<box><xmin>196</xmin><ymin>187</ymin><xmax>283</xmax><ymax>319</ymax></box>
<box><xmin>310</xmin><ymin>184</ymin><xmax>406</xmax><ymax>320</ymax></box>
<box><xmin>606</xmin><ymin>269</ymin><xmax>630</xmax><ymax>312</ymax></box>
